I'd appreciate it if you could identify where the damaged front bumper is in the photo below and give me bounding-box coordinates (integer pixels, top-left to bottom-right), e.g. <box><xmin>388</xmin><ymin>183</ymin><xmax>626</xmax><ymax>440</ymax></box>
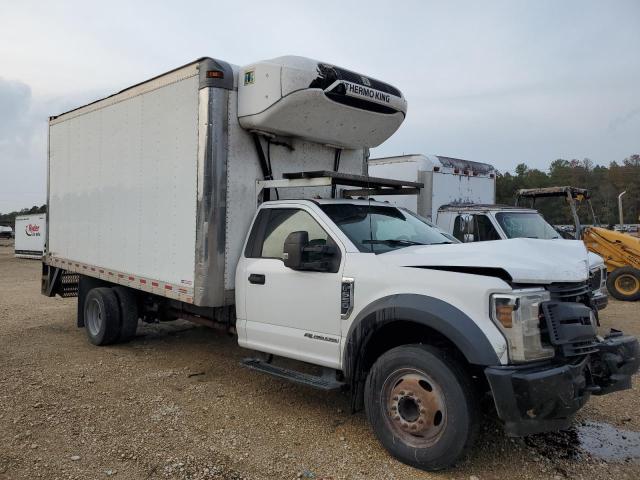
<box><xmin>485</xmin><ymin>331</ymin><xmax>640</xmax><ymax>437</ymax></box>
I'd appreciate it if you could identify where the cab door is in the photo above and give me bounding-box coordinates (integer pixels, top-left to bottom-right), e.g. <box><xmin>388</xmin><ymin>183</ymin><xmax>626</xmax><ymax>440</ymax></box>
<box><xmin>236</xmin><ymin>206</ymin><xmax>344</xmax><ymax>369</ymax></box>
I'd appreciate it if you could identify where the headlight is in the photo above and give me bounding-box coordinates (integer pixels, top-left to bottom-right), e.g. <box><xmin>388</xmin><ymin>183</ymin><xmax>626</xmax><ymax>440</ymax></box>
<box><xmin>490</xmin><ymin>289</ymin><xmax>554</xmax><ymax>363</ymax></box>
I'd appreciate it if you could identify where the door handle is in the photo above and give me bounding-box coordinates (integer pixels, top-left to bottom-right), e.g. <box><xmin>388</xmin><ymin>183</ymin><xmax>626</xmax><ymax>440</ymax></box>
<box><xmin>248</xmin><ymin>273</ymin><xmax>265</xmax><ymax>285</ymax></box>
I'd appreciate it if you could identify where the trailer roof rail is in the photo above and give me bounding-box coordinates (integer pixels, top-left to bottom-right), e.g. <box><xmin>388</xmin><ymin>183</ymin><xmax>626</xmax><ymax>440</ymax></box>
<box><xmin>256</xmin><ymin>170</ymin><xmax>423</xmax><ymax>199</ymax></box>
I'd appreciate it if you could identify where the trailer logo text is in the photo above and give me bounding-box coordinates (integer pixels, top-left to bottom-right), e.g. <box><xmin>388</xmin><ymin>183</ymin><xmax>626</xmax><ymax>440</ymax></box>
<box><xmin>25</xmin><ymin>224</ymin><xmax>41</xmax><ymax>237</ymax></box>
<box><xmin>345</xmin><ymin>82</ymin><xmax>390</xmax><ymax>104</ymax></box>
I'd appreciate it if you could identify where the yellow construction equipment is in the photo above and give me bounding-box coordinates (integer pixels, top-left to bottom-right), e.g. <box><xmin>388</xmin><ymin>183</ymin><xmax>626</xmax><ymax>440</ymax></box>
<box><xmin>583</xmin><ymin>227</ymin><xmax>640</xmax><ymax>301</ymax></box>
<box><xmin>516</xmin><ymin>186</ymin><xmax>640</xmax><ymax>301</ymax></box>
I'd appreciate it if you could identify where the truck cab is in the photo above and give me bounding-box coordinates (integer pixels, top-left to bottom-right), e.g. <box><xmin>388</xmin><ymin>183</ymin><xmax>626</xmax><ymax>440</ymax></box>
<box><xmin>436</xmin><ymin>204</ymin><xmax>609</xmax><ymax>310</ymax></box>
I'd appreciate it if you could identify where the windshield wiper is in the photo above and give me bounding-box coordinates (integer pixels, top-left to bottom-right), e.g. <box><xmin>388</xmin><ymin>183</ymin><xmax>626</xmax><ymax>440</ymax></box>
<box><xmin>363</xmin><ymin>239</ymin><xmax>426</xmax><ymax>246</ymax></box>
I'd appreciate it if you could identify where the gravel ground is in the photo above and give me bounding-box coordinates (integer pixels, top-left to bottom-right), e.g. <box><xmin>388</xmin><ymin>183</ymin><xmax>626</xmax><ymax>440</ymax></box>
<box><xmin>1</xmin><ymin>240</ymin><xmax>639</xmax><ymax>480</ymax></box>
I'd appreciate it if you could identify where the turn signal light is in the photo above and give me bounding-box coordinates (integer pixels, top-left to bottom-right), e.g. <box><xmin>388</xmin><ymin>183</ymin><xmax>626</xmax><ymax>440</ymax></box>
<box><xmin>495</xmin><ymin>304</ymin><xmax>514</xmax><ymax>328</ymax></box>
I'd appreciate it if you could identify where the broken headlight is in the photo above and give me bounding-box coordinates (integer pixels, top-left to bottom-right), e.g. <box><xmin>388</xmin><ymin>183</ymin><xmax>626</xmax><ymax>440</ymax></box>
<box><xmin>490</xmin><ymin>289</ymin><xmax>554</xmax><ymax>363</ymax></box>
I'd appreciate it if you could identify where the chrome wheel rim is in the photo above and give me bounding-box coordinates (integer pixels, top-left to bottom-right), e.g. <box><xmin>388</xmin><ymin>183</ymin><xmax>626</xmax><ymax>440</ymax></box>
<box><xmin>382</xmin><ymin>368</ymin><xmax>447</xmax><ymax>448</ymax></box>
<box><xmin>86</xmin><ymin>298</ymin><xmax>103</xmax><ymax>337</ymax></box>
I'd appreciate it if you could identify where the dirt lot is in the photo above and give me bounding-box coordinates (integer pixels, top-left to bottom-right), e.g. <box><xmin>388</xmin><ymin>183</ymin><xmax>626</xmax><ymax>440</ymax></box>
<box><xmin>1</xmin><ymin>241</ymin><xmax>639</xmax><ymax>480</ymax></box>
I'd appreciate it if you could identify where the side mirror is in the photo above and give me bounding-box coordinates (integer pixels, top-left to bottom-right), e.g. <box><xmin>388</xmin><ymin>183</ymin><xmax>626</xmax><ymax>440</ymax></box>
<box><xmin>283</xmin><ymin>231</ymin><xmax>337</xmax><ymax>272</ymax></box>
<box><xmin>283</xmin><ymin>231</ymin><xmax>308</xmax><ymax>270</ymax></box>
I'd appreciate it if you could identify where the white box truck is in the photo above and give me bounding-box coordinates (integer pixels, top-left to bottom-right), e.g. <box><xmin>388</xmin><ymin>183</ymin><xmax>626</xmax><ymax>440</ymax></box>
<box><xmin>42</xmin><ymin>56</ymin><xmax>638</xmax><ymax>471</ymax></box>
<box><xmin>368</xmin><ymin>154</ymin><xmax>496</xmax><ymax>220</ymax></box>
<box><xmin>15</xmin><ymin>213</ymin><xmax>46</xmax><ymax>258</ymax></box>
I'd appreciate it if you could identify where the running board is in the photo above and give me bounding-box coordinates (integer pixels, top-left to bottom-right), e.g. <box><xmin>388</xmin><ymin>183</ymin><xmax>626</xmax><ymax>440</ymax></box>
<box><xmin>241</xmin><ymin>358</ymin><xmax>345</xmax><ymax>391</ymax></box>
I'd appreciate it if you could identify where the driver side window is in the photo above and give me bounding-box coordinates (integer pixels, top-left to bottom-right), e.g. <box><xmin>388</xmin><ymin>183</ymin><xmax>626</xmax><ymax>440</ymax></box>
<box><xmin>260</xmin><ymin>209</ymin><xmax>329</xmax><ymax>259</ymax></box>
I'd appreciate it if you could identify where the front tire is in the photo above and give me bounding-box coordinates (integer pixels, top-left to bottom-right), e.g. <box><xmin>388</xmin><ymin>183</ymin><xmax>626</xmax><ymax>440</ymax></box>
<box><xmin>607</xmin><ymin>267</ymin><xmax>640</xmax><ymax>301</ymax></box>
<box><xmin>84</xmin><ymin>287</ymin><xmax>121</xmax><ymax>345</ymax></box>
<box><xmin>364</xmin><ymin>344</ymin><xmax>478</xmax><ymax>471</ymax></box>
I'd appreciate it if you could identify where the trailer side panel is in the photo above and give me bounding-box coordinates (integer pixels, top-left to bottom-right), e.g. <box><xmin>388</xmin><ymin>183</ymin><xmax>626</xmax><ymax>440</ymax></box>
<box><xmin>48</xmin><ymin>68</ymin><xmax>200</xmax><ymax>297</ymax></box>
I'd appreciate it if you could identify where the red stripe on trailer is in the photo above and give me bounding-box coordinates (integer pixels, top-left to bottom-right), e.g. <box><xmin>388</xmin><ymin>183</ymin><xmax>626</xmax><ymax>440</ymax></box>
<box><xmin>118</xmin><ymin>274</ymin><xmax>124</xmax><ymax>278</ymax></box>
<box><xmin>140</xmin><ymin>279</ymin><xmax>146</xmax><ymax>284</ymax></box>
<box><xmin>128</xmin><ymin>276</ymin><xmax>134</xmax><ymax>281</ymax></box>
<box><xmin>164</xmin><ymin>285</ymin><xmax>172</xmax><ymax>291</ymax></box>
<box><xmin>99</xmin><ymin>269</ymin><xmax>104</xmax><ymax>273</ymax></box>
<box><xmin>108</xmin><ymin>272</ymin><xmax>113</xmax><ymax>276</ymax></box>
<box><xmin>151</xmin><ymin>281</ymin><xmax>159</xmax><ymax>287</ymax></box>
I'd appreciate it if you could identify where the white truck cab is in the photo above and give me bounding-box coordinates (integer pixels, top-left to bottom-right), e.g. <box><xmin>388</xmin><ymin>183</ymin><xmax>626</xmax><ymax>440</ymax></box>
<box><xmin>436</xmin><ymin>204</ymin><xmax>609</xmax><ymax>310</ymax></box>
<box><xmin>41</xmin><ymin>56</ymin><xmax>637</xmax><ymax>471</ymax></box>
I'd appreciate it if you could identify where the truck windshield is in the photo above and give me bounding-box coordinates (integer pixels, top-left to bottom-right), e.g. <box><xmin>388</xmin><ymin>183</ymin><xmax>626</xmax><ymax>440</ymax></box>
<box><xmin>320</xmin><ymin>204</ymin><xmax>456</xmax><ymax>253</ymax></box>
<box><xmin>495</xmin><ymin>212</ymin><xmax>560</xmax><ymax>240</ymax></box>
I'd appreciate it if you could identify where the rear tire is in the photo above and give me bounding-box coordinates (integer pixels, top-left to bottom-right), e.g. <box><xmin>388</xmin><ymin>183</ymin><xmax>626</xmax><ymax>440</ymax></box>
<box><xmin>113</xmin><ymin>286</ymin><xmax>139</xmax><ymax>342</ymax></box>
<box><xmin>84</xmin><ymin>287</ymin><xmax>121</xmax><ymax>345</ymax></box>
<box><xmin>607</xmin><ymin>267</ymin><xmax>640</xmax><ymax>301</ymax></box>
<box><xmin>364</xmin><ymin>344</ymin><xmax>478</xmax><ymax>471</ymax></box>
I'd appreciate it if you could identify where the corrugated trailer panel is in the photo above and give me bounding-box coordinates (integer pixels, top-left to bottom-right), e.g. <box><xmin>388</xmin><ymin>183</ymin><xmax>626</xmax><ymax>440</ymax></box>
<box><xmin>48</xmin><ymin>69</ymin><xmax>200</xmax><ymax>292</ymax></box>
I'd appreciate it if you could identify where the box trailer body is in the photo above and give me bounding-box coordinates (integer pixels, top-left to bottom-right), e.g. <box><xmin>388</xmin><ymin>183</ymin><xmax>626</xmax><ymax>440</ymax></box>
<box><xmin>15</xmin><ymin>214</ymin><xmax>46</xmax><ymax>258</ymax></box>
<box><xmin>368</xmin><ymin>154</ymin><xmax>496</xmax><ymax>220</ymax></box>
<box><xmin>46</xmin><ymin>57</ymin><xmax>388</xmax><ymax>308</ymax></box>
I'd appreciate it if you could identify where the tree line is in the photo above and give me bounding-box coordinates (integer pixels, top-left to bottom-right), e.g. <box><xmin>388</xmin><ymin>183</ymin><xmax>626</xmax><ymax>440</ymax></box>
<box><xmin>0</xmin><ymin>204</ymin><xmax>47</xmax><ymax>227</ymax></box>
<box><xmin>496</xmin><ymin>154</ymin><xmax>640</xmax><ymax>226</ymax></box>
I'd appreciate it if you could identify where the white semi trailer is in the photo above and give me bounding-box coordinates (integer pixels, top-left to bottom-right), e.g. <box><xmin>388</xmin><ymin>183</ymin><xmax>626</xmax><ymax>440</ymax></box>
<box><xmin>15</xmin><ymin>213</ymin><xmax>46</xmax><ymax>258</ymax></box>
<box><xmin>42</xmin><ymin>56</ymin><xmax>638</xmax><ymax>471</ymax></box>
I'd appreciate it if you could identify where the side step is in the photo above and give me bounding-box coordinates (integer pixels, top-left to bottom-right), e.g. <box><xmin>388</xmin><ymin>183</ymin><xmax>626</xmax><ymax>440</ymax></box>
<box><xmin>241</xmin><ymin>358</ymin><xmax>345</xmax><ymax>391</ymax></box>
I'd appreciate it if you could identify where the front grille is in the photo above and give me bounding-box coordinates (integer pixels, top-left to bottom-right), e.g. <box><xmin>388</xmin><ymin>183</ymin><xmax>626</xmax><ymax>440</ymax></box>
<box><xmin>546</xmin><ymin>281</ymin><xmax>591</xmax><ymax>303</ymax></box>
<box><xmin>589</xmin><ymin>269</ymin><xmax>602</xmax><ymax>291</ymax></box>
<box><xmin>541</xmin><ymin>282</ymin><xmax>598</xmax><ymax>357</ymax></box>
<box><xmin>309</xmin><ymin>63</ymin><xmax>403</xmax><ymax>97</ymax></box>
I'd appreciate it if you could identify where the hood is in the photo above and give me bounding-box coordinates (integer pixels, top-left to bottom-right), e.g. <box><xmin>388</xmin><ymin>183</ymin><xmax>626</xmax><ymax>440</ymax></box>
<box><xmin>379</xmin><ymin>238</ymin><xmax>590</xmax><ymax>284</ymax></box>
<box><xmin>587</xmin><ymin>251</ymin><xmax>605</xmax><ymax>269</ymax></box>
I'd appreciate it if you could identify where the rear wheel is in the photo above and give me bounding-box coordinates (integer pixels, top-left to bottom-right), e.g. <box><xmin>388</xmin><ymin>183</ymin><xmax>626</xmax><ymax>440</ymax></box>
<box><xmin>364</xmin><ymin>344</ymin><xmax>478</xmax><ymax>471</ymax></box>
<box><xmin>84</xmin><ymin>287</ymin><xmax>121</xmax><ymax>345</ymax></box>
<box><xmin>113</xmin><ymin>286</ymin><xmax>139</xmax><ymax>342</ymax></box>
<box><xmin>607</xmin><ymin>267</ymin><xmax>640</xmax><ymax>301</ymax></box>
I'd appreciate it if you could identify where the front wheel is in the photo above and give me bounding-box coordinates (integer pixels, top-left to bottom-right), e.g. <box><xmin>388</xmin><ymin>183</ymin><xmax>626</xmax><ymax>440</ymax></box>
<box><xmin>364</xmin><ymin>344</ymin><xmax>478</xmax><ymax>471</ymax></box>
<box><xmin>607</xmin><ymin>266</ymin><xmax>640</xmax><ymax>301</ymax></box>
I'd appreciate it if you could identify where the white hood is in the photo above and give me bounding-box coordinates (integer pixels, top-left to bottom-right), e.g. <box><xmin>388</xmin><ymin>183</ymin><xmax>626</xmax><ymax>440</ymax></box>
<box><xmin>587</xmin><ymin>251</ymin><xmax>605</xmax><ymax>270</ymax></box>
<box><xmin>380</xmin><ymin>238</ymin><xmax>590</xmax><ymax>284</ymax></box>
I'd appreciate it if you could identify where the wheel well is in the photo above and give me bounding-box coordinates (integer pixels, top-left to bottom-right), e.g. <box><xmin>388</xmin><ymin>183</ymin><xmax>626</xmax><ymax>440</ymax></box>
<box><xmin>350</xmin><ymin>320</ymin><xmax>487</xmax><ymax>411</ymax></box>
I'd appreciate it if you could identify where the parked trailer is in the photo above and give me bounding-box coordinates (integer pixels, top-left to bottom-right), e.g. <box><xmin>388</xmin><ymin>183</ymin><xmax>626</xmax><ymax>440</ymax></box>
<box><xmin>368</xmin><ymin>154</ymin><xmax>496</xmax><ymax>220</ymax></box>
<box><xmin>15</xmin><ymin>214</ymin><xmax>46</xmax><ymax>258</ymax></box>
<box><xmin>42</xmin><ymin>56</ymin><xmax>638</xmax><ymax>471</ymax></box>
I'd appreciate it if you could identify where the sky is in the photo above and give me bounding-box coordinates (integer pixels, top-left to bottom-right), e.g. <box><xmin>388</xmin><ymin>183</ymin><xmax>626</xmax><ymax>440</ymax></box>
<box><xmin>0</xmin><ymin>0</ymin><xmax>639</xmax><ymax>212</ymax></box>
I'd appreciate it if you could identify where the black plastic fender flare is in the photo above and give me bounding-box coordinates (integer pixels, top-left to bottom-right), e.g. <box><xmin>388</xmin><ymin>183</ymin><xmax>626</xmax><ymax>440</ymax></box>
<box><xmin>343</xmin><ymin>293</ymin><xmax>502</xmax><ymax>382</ymax></box>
